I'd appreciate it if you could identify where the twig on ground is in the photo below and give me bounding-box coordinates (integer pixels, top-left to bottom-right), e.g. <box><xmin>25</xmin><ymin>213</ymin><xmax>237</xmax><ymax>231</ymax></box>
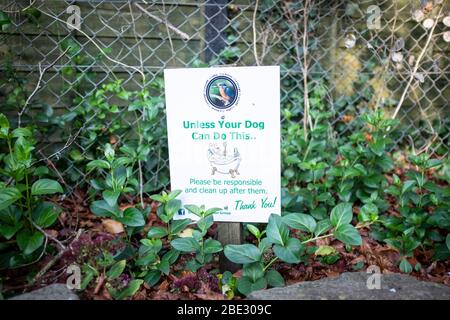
<box><xmin>32</xmin><ymin>221</ymin><xmax>66</xmax><ymax>251</ymax></box>
<box><xmin>94</xmin><ymin>273</ymin><xmax>106</xmax><ymax>295</ymax></box>
<box><xmin>32</xmin><ymin>229</ymin><xmax>83</xmax><ymax>284</ymax></box>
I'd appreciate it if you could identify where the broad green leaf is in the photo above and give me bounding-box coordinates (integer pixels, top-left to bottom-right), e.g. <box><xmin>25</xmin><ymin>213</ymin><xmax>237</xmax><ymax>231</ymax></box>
<box><xmin>0</xmin><ymin>113</ymin><xmax>9</xmax><ymax>138</ymax></box>
<box><xmin>158</xmin><ymin>259</ymin><xmax>170</xmax><ymax>275</ymax></box>
<box><xmin>90</xmin><ymin>200</ymin><xmax>122</xmax><ymax>218</ymax></box>
<box><xmin>197</xmin><ymin>215</ymin><xmax>213</xmax><ymax>233</ymax></box>
<box><xmin>369</xmin><ymin>139</ymin><xmax>385</xmax><ymax>156</ymax></box>
<box><xmin>86</xmin><ymin>159</ymin><xmax>110</xmax><ymax>170</ymax></box>
<box><xmin>106</xmin><ymin>260</ymin><xmax>126</xmax><ymax>280</ymax></box>
<box><xmin>114</xmin><ymin>279</ymin><xmax>143</xmax><ymax>300</ymax></box>
<box><xmin>165</xmin><ymin>199</ymin><xmax>182</xmax><ymax>219</ymax></box>
<box><xmin>204</xmin><ymin>207</ymin><xmax>222</xmax><ymax>216</ymax></box>
<box><xmin>330</xmin><ymin>203</ymin><xmax>353</xmax><ymax>228</ymax></box>
<box><xmin>399</xmin><ymin>258</ymin><xmax>412</xmax><ymax>273</ymax></box>
<box><xmin>0</xmin><ymin>222</ymin><xmax>23</xmax><ymax>240</ymax></box>
<box><xmin>16</xmin><ymin>229</ymin><xmax>44</xmax><ymax>255</ymax></box>
<box><xmin>0</xmin><ymin>188</ymin><xmax>22</xmax><ymax>211</ymax></box>
<box><xmin>314</xmin><ymin>219</ymin><xmax>332</xmax><ymax>237</ymax></box>
<box><xmin>237</xmin><ymin>276</ymin><xmax>267</xmax><ymax>296</ymax></box>
<box><xmin>12</xmin><ymin>128</ymin><xmax>34</xmax><ymax>139</ymax></box>
<box><xmin>266</xmin><ymin>214</ymin><xmax>289</xmax><ymax>246</ymax></box>
<box><xmin>258</xmin><ymin>237</ymin><xmax>272</xmax><ymax>253</ymax></box>
<box><xmin>184</xmin><ymin>204</ymin><xmax>202</xmax><ymax>217</ymax></box>
<box><xmin>170</xmin><ymin>218</ymin><xmax>191</xmax><ymax>235</ymax></box>
<box><xmin>167</xmin><ymin>189</ymin><xmax>182</xmax><ymax>201</ymax></box>
<box><xmin>147</xmin><ymin>226</ymin><xmax>168</xmax><ymax>239</ymax></box>
<box><xmin>433</xmin><ymin>243</ymin><xmax>450</xmax><ymax>261</ymax></box>
<box><xmin>0</xmin><ymin>10</ymin><xmax>11</xmax><ymax>31</ymax></box>
<box><xmin>80</xmin><ymin>269</ymin><xmax>96</xmax><ymax>291</ymax></box>
<box><xmin>401</xmin><ymin>180</ymin><xmax>416</xmax><ymax>194</ymax></box>
<box><xmin>118</xmin><ymin>207</ymin><xmax>145</xmax><ymax>227</ymax></box>
<box><xmin>102</xmin><ymin>190</ymin><xmax>120</xmax><ymax>207</ymax></box>
<box><xmin>243</xmin><ymin>262</ymin><xmax>265</xmax><ymax>282</ymax></box>
<box><xmin>224</xmin><ymin>244</ymin><xmax>261</xmax><ymax>264</ymax></box>
<box><xmin>170</xmin><ymin>237</ymin><xmax>199</xmax><ymax>253</ymax></box>
<box><xmin>282</xmin><ymin>213</ymin><xmax>316</xmax><ymax>234</ymax></box>
<box><xmin>104</xmin><ymin>143</ymin><xmax>115</xmax><ymax>162</ymax></box>
<box><xmin>0</xmin><ymin>205</ymin><xmax>22</xmax><ymax>225</ymax></box>
<box><xmin>112</xmin><ymin>157</ymin><xmax>132</xmax><ymax>168</ymax></box>
<box><xmin>135</xmin><ymin>252</ymin><xmax>158</xmax><ymax>266</ymax></box>
<box><xmin>266</xmin><ymin>269</ymin><xmax>285</xmax><ymax>287</ymax></box>
<box><xmin>333</xmin><ymin>224</ymin><xmax>362</xmax><ymax>246</ymax></box>
<box><xmin>32</xmin><ymin>201</ymin><xmax>62</xmax><ymax>228</ymax></box>
<box><xmin>31</xmin><ymin>179</ymin><xmax>63</xmax><ymax>196</ymax></box>
<box><xmin>161</xmin><ymin>249</ymin><xmax>180</xmax><ymax>265</ymax></box>
<box><xmin>358</xmin><ymin>203</ymin><xmax>379</xmax><ymax>222</ymax></box>
<box><xmin>446</xmin><ymin>234</ymin><xmax>450</xmax><ymax>251</ymax></box>
<box><xmin>203</xmin><ymin>238</ymin><xmax>222</xmax><ymax>254</ymax></box>
<box><xmin>186</xmin><ymin>258</ymin><xmax>202</xmax><ymax>272</ymax></box>
<box><xmin>149</xmin><ymin>194</ymin><xmax>165</xmax><ymax>203</ymax></box>
<box><xmin>144</xmin><ymin>270</ymin><xmax>161</xmax><ymax>287</ymax></box>
<box><xmin>273</xmin><ymin>237</ymin><xmax>303</xmax><ymax>263</ymax></box>
<box><xmin>425</xmin><ymin>159</ymin><xmax>443</xmax><ymax>169</ymax></box>
<box><xmin>246</xmin><ymin>224</ymin><xmax>260</xmax><ymax>238</ymax></box>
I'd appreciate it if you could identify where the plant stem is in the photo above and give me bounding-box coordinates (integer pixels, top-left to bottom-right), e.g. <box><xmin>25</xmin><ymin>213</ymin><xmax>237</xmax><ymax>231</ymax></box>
<box><xmin>263</xmin><ymin>257</ymin><xmax>278</xmax><ymax>272</ymax></box>
<box><xmin>25</xmin><ymin>173</ymin><xmax>31</xmax><ymax>216</ymax></box>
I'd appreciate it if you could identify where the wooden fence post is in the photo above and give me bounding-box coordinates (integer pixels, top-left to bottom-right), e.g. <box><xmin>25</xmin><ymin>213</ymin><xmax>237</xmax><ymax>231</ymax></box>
<box><xmin>205</xmin><ymin>0</ymin><xmax>242</xmax><ymax>273</ymax></box>
<box><xmin>204</xmin><ymin>0</ymin><xmax>228</xmax><ymax>62</ymax></box>
<box><xmin>217</xmin><ymin>222</ymin><xmax>243</xmax><ymax>273</ymax></box>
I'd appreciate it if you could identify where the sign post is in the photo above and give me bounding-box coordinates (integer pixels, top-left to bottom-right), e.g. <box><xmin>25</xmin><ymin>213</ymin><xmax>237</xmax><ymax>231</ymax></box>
<box><xmin>164</xmin><ymin>66</ymin><xmax>280</xmax><ymax>270</ymax></box>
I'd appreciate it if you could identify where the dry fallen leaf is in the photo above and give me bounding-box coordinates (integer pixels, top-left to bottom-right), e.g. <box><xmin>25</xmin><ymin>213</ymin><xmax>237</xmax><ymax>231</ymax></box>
<box><xmin>102</xmin><ymin>219</ymin><xmax>124</xmax><ymax>234</ymax></box>
<box><xmin>119</xmin><ymin>203</ymin><xmax>134</xmax><ymax>211</ymax></box>
<box><xmin>178</xmin><ymin>227</ymin><xmax>195</xmax><ymax>238</ymax></box>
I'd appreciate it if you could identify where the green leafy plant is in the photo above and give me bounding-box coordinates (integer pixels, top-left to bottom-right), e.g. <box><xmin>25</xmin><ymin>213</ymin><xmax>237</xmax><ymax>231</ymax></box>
<box><xmin>148</xmin><ymin>190</ymin><xmax>192</xmax><ymax>240</ymax></box>
<box><xmin>0</xmin><ymin>113</ymin><xmax>64</xmax><ymax>267</ymax></box>
<box><xmin>87</xmin><ymin>143</ymin><xmax>147</xmax><ymax>231</ymax></box>
<box><xmin>133</xmin><ymin>190</ymin><xmax>188</xmax><ymax>287</ymax></box>
<box><xmin>62</xmin><ymin>78</ymin><xmax>169</xmax><ymax>192</ymax></box>
<box><xmin>225</xmin><ymin>205</ymin><xmax>374</xmax><ymax>296</ymax></box>
<box><xmin>377</xmin><ymin>153</ymin><xmax>449</xmax><ymax>272</ymax></box>
<box><xmin>170</xmin><ymin>204</ymin><xmax>222</xmax><ymax>272</ymax></box>
<box><xmin>329</xmin><ymin>110</ymin><xmax>398</xmax><ymax>206</ymax></box>
<box><xmin>77</xmin><ymin>248</ymin><xmax>143</xmax><ymax>300</ymax></box>
<box><xmin>217</xmin><ymin>270</ymin><xmax>238</xmax><ymax>299</ymax></box>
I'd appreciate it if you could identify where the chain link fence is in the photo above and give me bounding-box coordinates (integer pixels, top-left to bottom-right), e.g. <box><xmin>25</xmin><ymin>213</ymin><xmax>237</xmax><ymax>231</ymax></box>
<box><xmin>0</xmin><ymin>0</ymin><xmax>449</xmax><ymax>195</ymax></box>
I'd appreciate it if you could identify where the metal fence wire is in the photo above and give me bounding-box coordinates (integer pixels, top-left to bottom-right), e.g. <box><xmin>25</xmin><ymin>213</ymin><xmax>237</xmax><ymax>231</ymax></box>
<box><xmin>0</xmin><ymin>0</ymin><xmax>449</xmax><ymax>195</ymax></box>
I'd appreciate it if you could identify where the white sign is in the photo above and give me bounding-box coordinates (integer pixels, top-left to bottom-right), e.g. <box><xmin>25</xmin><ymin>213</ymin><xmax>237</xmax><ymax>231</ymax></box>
<box><xmin>164</xmin><ymin>66</ymin><xmax>280</xmax><ymax>223</ymax></box>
